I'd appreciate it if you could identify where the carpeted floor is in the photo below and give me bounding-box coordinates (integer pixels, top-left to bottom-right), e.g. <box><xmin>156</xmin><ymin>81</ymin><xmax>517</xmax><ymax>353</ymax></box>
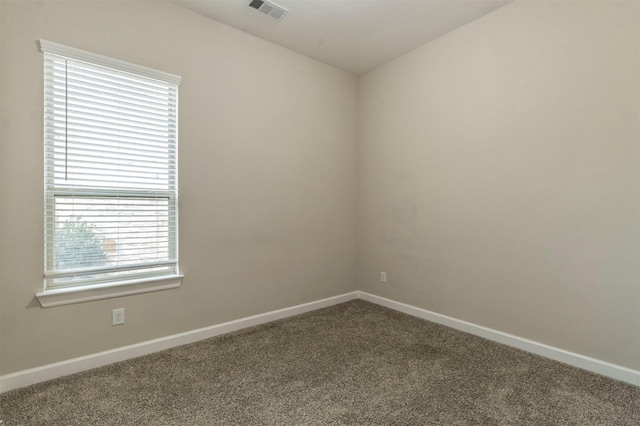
<box><xmin>1</xmin><ymin>300</ymin><xmax>639</xmax><ymax>425</ymax></box>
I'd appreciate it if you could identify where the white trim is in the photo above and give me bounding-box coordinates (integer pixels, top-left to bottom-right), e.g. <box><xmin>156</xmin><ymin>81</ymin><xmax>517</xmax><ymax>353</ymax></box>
<box><xmin>36</xmin><ymin>275</ymin><xmax>184</xmax><ymax>308</ymax></box>
<box><xmin>356</xmin><ymin>291</ymin><xmax>640</xmax><ymax>387</ymax></box>
<box><xmin>0</xmin><ymin>292</ymin><xmax>358</xmax><ymax>393</ymax></box>
<box><xmin>3</xmin><ymin>290</ymin><xmax>637</xmax><ymax>393</ymax></box>
<box><xmin>38</xmin><ymin>40</ymin><xmax>181</xmax><ymax>85</ymax></box>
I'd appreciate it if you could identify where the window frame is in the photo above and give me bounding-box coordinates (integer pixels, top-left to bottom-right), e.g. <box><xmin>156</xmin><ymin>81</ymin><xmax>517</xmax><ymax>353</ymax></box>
<box><xmin>36</xmin><ymin>40</ymin><xmax>183</xmax><ymax>308</ymax></box>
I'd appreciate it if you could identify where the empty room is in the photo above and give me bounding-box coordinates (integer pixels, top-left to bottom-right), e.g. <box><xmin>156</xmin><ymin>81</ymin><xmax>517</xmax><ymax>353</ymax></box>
<box><xmin>0</xmin><ymin>0</ymin><xmax>638</xmax><ymax>424</ymax></box>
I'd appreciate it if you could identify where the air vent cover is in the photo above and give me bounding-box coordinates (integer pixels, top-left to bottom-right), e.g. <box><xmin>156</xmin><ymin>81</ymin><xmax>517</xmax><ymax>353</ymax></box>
<box><xmin>249</xmin><ymin>0</ymin><xmax>288</xmax><ymax>20</ymax></box>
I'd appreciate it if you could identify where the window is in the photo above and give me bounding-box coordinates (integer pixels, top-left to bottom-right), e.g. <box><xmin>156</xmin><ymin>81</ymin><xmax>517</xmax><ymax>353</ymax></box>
<box><xmin>38</xmin><ymin>40</ymin><xmax>182</xmax><ymax>305</ymax></box>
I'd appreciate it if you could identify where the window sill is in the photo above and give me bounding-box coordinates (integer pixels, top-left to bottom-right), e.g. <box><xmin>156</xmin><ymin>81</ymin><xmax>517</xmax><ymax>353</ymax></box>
<box><xmin>36</xmin><ymin>275</ymin><xmax>183</xmax><ymax>308</ymax></box>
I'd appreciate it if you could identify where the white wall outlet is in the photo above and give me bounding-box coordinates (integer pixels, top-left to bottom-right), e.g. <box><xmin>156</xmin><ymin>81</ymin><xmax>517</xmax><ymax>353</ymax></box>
<box><xmin>380</xmin><ymin>272</ymin><xmax>387</xmax><ymax>283</ymax></box>
<box><xmin>112</xmin><ymin>308</ymin><xmax>125</xmax><ymax>326</ymax></box>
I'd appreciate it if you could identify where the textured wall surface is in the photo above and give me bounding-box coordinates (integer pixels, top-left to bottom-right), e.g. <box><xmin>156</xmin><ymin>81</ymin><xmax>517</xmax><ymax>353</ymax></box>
<box><xmin>0</xmin><ymin>0</ymin><xmax>357</xmax><ymax>374</ymax></box>
<box><xmin>357</xmin><ymin>0</ymin><xmax>640</xmax><ymax>370</ymax></box>
<box><xmin>1</xmin><ymin>0</ymin><xmax>638</xmax><ymax>377</ymax></box>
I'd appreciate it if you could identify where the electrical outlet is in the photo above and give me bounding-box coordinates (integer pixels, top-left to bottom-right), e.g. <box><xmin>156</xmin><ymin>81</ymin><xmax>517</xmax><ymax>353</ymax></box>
<box><xmin>380</xmin><ymin>272</ymin><xmax>387</xmax><ymax>283</ymax></box>
<box><xmin>112</xmin><ymin>308</ymin><xmax>125</xmax><ymax>326</ymax></box>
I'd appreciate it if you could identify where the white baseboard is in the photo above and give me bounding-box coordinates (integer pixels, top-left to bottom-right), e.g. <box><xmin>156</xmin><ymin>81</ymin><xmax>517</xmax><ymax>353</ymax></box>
<box><xmin>0</xmin><ymin>291</ymin><xmax>359</xmax><ymax>393</ymax></box>
<box><xmin>2</xmin><ymin>290</ymin><xmax>638</xmax><ymax>393</ymax></box>
<box><xmin>357</xmin><ymin>291</ymin><xmax>640</xmax><ymax>387</ymax></box>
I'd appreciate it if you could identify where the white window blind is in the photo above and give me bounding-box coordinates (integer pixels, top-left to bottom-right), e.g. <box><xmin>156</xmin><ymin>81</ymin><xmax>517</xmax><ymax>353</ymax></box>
<box><xmin>40</xmin><ymin>40</ymin><xmax>181</xmax><ymax>291</ymax></box>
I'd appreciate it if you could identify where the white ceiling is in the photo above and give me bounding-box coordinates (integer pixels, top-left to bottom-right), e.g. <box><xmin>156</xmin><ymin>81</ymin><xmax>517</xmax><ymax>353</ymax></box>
<box><xmin>169</xmin><ymin>0</ymin><xmax>511</xmax><ymax>75</ymax></box>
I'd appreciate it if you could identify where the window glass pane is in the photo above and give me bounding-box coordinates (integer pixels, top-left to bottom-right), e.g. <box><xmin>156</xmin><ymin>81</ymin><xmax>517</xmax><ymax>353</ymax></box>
<box><xmin>49</xmin><ymin>196</ymin><xmax>174</xmax><ymax>270</ymax></box>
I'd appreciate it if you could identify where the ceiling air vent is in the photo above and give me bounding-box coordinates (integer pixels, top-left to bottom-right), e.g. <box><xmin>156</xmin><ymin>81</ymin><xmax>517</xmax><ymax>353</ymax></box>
<box><xmin>249</xmin><ymin>0</ymin><xmax>288</xmax><ymax>20</ymax></box>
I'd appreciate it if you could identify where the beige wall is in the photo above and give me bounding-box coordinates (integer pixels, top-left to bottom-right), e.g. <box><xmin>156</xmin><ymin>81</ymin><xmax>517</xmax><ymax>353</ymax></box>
<box><xmin>0</xmin><ymin>0</ymin><xmax>357</xmax><ymax>374</ymax></box>
<box><xmin>1</xmin><ymin>0</ymin><xmax>639</xmax><ymax>377</ymax></box>
<box><xmin>358</xmin><ymin>0</ymin><xmax>640</xmax><ymax>370</ymax></box>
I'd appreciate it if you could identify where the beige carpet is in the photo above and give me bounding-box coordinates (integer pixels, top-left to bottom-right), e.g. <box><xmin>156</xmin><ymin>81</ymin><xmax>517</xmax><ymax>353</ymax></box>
<box><xmin>1</xmin><ymin>300</ymin><xmax>638</xmax><ymax>425</ymax></box>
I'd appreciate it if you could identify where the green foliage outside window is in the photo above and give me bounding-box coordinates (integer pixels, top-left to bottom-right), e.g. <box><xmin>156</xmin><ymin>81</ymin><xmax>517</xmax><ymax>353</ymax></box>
<box><xmin>55</xmin><ymin>217</ymin><xmax>107</xmax><ymax>270</ymax></box>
